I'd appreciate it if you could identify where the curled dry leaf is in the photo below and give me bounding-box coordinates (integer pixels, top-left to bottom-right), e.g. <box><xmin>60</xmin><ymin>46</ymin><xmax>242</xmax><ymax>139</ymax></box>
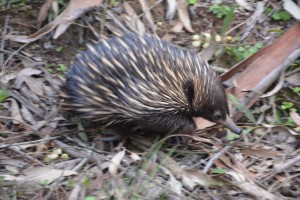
<box><xmin>137</xmin><ymin>0</ymin><xmax>156</xmax><ymax>33</ymax></box>
<box><xmin>200</xmin><ymin>31</ymin><xmax>219</xmax><ymax>62</ymax></box>
<box><xmin>2</xmin><ymin>159</ymin><xmax>26</xmax><ymax>174</ymax></box>
<box><xmin>243</xmin><ymin>148</ymin><xmax>282</xmax><ymax>158</ymax></box>
<box><xmin>17</xmin><ymin>68</ymin><xmax>42</xmax><ymax>77</ymax></box>
<box><xmin>161</xmin><ymin>167</ymin><xmax>182</xmax><ymax>198</ymax></box>
<box><xmin>7</xmin><ymin>98</ymin><xmax>23</xmax><ymax>124</ymax></box>
<box><xmin>193</xmin><ymin>117</ymin><xmax>215</xmax><ymax>130</ymax></box>
<box><xmin>3</xmin><ymin>34</ymin><xmax>38</xmax><ymax>43</ymax></box>
<box><xmin>176</xmin><ymin>0</ymin><xmax>194</xmax><ymax>33</ymax></box>
<box><xmin>235</xmin><ymin>181</ymin><xmax>281</xmax><ymax>200</ymax></box>
<box><xmin>129</xmin><ymin>152</ymin><xmax>141</xmax><ymax>162</ymax></box>
<box><xmin>123</xmin><ymin>2</ymin><xmax>146</xmax><ymax>35</ymax></box>
<box><xmin>3</xmin><ymin>167</ymin><xmax>77</xmax><ymax>188</ymax></box>
<box><xmin>166</xmin><ymin>0</ymin><xmax>177</xmax><ymax>20</ymax></box>
<box><xmin>181</xmin><ymin>169</ymin><xmax>222</xmax><ymax>190</ymax></box>
<box><xmin>290</xmin><ymin>112</ymin><xmax>300</xmax><ymax>127</ymax></box>
<box><xmin>23</xmin><ymin>77</ymin><xmax>45</xmax><ymax>96</ymax></box>
<box><xmin>284</xmin><ymin>0</ymin><xmax>300</xmax><ymax>20</ymax></box>
<box><xmin>0</xmin><ymin>72</ymin><xmax>16</xmax><ymax>84</ymax></box>
<box><xmin>20</xmin><ymin>106</ymin><xmax>35</xmax><ymax>125</ymax></box>
<box><xmin>170</xmin><ymin>22</ymin><xmax>183</xmax><ymax>33</ymax></box>
<box><xmin>235</xmin><ymin>0</ymin><xmax>254</xmax><ymax>11</ymax></box>
<box><xmin>108</xmin><ymin>149</ymin><xmax>126</xmax><ymax>176</ymax></box>
<box><xmin>286</xmin><ymin>72</ymin><xmax>300</xmax><ymax>85</ymax></box>
<box><xmin>36</xmin><ymin>0</ymin><xmax>58</xmax><ymax>28</ymax></box>
<box><xmin>29</xmin><ymin>0</ymin><xmax>103</xmax><ymax>40</ymax></box>
<box><xmin>222</xmin><ymin>23</ymin><xmax>300</xmax><ymax>121</ymax></box>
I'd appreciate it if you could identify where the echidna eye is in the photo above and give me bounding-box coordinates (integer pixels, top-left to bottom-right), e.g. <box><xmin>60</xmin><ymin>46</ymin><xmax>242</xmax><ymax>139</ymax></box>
<box><xmin>214</xmin><ymin>112</ymin><xmax>222</xmax><ymax>120</ymax></box>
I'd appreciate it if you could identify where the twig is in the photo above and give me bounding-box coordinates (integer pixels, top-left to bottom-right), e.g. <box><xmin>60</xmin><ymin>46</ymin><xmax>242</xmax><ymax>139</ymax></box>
<box><xmin>0</xmin><ymin>136</ymin><xmax>59</xmax><ymax>149</ymax></box>
<box><xmin>0</xmin><ymin>116</ymin><xmax>39</xmax><ymax>134</ymax></box>
<box><xmin>1</xmin><ymin>43</ymin><xmax>31</xmax><ymax>73</ymax></box>
<box><xmin>0</xmin><ymin>1</ymin><xmax>11</xmax><ymax>66</ymax></box>
<box><xmin>203</xmin><ymin>145</ymin><xmax>232</xmax><ymax>174</ymax></box>
<box><xmin>138</xmin><ymin>0</ymin><xmax>164</xmax><ymax>18</ymax></box>
<box><xmin>106</xmin><ymin>10</ymin><xmax>129</xmax><ymax>33</ymax></box>
<box><xmin>138</xmin><ymin>0</ymin><xmax>156</xmax><ymax>32</ymax></box>
<box><xmin>275</xmin><ymin>154</ymin><xmax>300</xmax><ymax>174</ymax></box>
<box><xmin>9</xmin><ymin>90</ymin><xmax>44</xmax><ymax>117</ymax></box>
<box><xmin>0</xmin><ymin>49</ymin><xmax>35</xmax><ymax>62</ymax></box>
<box><xmin>8</xmin><ymin>146</ymin><xmax>46</xmax><ymax>166</ymax></box>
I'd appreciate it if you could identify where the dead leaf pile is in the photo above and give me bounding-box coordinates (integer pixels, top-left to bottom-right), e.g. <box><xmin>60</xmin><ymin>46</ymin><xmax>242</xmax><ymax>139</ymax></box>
<box><xmin>1</xmin><ymin>0</ymin><xmax>300</xmax><ymax>199</ymax></box>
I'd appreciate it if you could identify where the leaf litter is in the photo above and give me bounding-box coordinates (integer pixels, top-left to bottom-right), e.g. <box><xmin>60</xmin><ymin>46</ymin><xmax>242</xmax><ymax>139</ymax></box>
<box><xmin>0</xmin><ymin>0</ymin><xmax>300</xmax><ymax>199</ymax></box>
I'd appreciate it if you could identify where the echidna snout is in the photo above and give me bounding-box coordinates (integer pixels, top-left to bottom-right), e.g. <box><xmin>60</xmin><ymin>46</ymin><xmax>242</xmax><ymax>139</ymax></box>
<box><xmin>61</xmin><ymin>33</ymin><xmax>242</xmax><ymax>136</ymax></box>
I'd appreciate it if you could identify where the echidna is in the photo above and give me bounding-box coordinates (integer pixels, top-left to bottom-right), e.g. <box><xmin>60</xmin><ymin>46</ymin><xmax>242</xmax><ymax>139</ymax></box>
<box><xmin>61</xmin><ymin>33</ymin><xmax>242</xmax><ymax>137</ymax></box>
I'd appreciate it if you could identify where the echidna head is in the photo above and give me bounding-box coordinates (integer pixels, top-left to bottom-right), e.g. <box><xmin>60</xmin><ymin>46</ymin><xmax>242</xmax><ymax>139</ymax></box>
<box><xmin>186</xmin><ymin>78</ymin><xmax>242</xmax><ymax>134</ymax></box>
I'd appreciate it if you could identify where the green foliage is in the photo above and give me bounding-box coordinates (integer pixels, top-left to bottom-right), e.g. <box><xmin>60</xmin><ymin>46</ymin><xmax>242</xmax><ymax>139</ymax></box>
<box><xmin>226</xmin><ymin>132</ymin><xmax>240</xmax><ymax>141</ymax></box>
<box><xmin>1</xmin><ymin>0</ymin><xmax>28</xmax><ymax>9</ymax></box>
<box><xmin>285</xmin><ymin>117</ymin><xmax>296</xmax><ymax>127</ymax></box>
<box><xmin>109</xmin><ymin>0</ymin><xmax>118</xmax><ymax>7</ymax></box>
<box><xmin>228</xmin><ymin>94</ymin><xmax>256</xmax><ymax>123</ymax></box>
<box><xmin>221</xmin><ymin>4</ymin><xmax>237</xmax><ymax>36</ymax></box>
<box><xmin>39</xmin><ymin>179</ymin><xmax>49</xmax><ymax>186</ymax></box>
<box><xmin>226</xmin><ymin>42</ymin><xmax>264</xmax><ymax>61</ymax></box>
<box><xmin>82</xmin><ymin>177</ymin><xmax>91</xmax><ymax>187</ymax></box>
<box><xmin>55</xmin><ymin>46</ymin><xmax>64</xmax><ymax>52</ymax></box>
<box><xmin>280</xmin><ymin>101</ymin><xmax>297</xmax><ymax>112</ymax></box>
<box><xmin>85</xmin><ymin>196</ymin><xmax>97</xmax><ymax>200</ymax></box>
<box><xmin>57</xmin><ymin>64</ymin><xmax>67</xmax><ymax>72</ymax></box>
<box><xmin>276</xmin><ymin>101</ymin><xmax>298</xmax><ymax>127</ymax></box>
<box><xmin>264</xmin><ymin>7</ymin><xmax>272</xmax><ymax>15</ymax></box>
<box><xmin>67</xmin><ymin>179</ymin><xmax>74</xmax><ymax>188</ymax></box>
<box><xmin>0</xmin><ymin>89</ymin><xmax>9</xmax><ymax>103</ymax></box>
<box><xmin>292</xmin><ymin>87</ymin><xmax>300</xmax><ymax>93</ymax></box>
<box><xmin>211</xmin><ymin>168</ymin><xmax>227</xmax><ymax>174</ymax></box>
<box><xmin>272</xmin><ymin>10</ymin><xmax>291</xmax><ymax>21</ymax></box>
<box><xmin>187</xmin><ymin>0</ymin><xmax>197</xmax><ymax>5</ymax></box>
<box><xmin>210</xmin><ymin>4</ymin><xmax>230</xmax><ymax>19</ymax></box>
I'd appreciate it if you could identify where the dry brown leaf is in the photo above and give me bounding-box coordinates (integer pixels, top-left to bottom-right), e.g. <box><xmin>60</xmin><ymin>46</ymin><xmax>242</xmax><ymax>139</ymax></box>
<box><xmin>176</xmin><ymin>0</ymin><xmax>194</xmax><ymax>33</ymax></box>
<box><xmin>23</xmin><ymin>77</ymin><xmax>45</xmax><ymax>96</ymax></box>
<box><xmin>7</xmin><ymin>98</ymin><xmax>23</xmax><ymax>124</ymax></box>
<box><xmin>29</xmin><ymin>0</ymin><xmax>103</xmax><ymax>40</ymax></box>
<box><xmin>193</xmin><ymin>117</ymin><xmax>215</xmax><ymax>130</ymax></box>
<box><xmin>2</xmin><ymin>159</ymin><xmax>26</xmax><ymax>174</ymax></box>
<box><xmin>162</xmin><ymin>33</ymin><xmax>175</xmax><ymax>42</ymax></box>
<box><xmin>0</xmin><ymin>72</ymin><xmax>16</xmax><ymax>84</ymax></box>
<box><xmin>4</xmin><ymin>34</ymin><xmax>38</xmax><ymax>43</ymax></box>
<box><xmin>290</xmin><ymin>112</ymin><xmax>300</xmax><ymax>126</ymax></box>
<box><xmin>235</xmin><ymin>0</ymin><xmax>254</xmax><ymax>11</ymax></box>
<box><xmin>3</xmin><ymin>167</ymin><xmax>77</xmax><ymax>188</ymax></box>
<box><xmin>166</xmin><ymin>0</ymin><xmax>177</xmax><ymax>20</ymax></box>
<box><xmin>235</xmin><ymin>181</ymin><xmax>281</xmax><ymax>200</ymax></box>
<box><xmin>181</xmin><ymin>169</ymin><xmax>222</xmax><ymax>190</ymax></box>
<box><xmin>123</xmin><ymin>2</ymin><xmax>146</xmax><ymax>34</ymax></box>
<box><xmin>286</xmin><ymin>72</ymin><xmax>300</xmax><ymax>86</ymax></box>
<box><xmin>244</xmin><ymin>148</ymin><xmax>282</xmax><ymax>158</ymax></box>
<box><xmin>108</xmin><ymin>149</ymin><xmax>126</xmax><ymax>176</ymax></box>
<box><xmin>20</xmin><ymin>106</ymin><xmax>36</xmax><ymax>125</ymax></box>
<box><xmin>129</xmin><ymin>152</ymin><xmax>141</xmax><ymax>162</ymax></box>
<box><xmin>200</xmin><ymin>31</ymin><xmax>219</xmax><ymax>62</ymax></box>
<box><xmin>221</xmin><ymin>23</ymin><xmax>300</xmax><ymax>120</ymax></box>
<box><xmin>137</xmin><ymin>0</ymin><xmax>156</xmax><ymax>32</ymax></box>
<box><xmin>36</xmin><ymin>0</ymin><xmax>57</xmax><ymax>28</ymax></box>
<box><xmin>170</xmin><ymin>22</ymin><xmax>183</xmax><ymax>33</ymax></box>
<box><xmin>68</xmin><ymin>183</ymin><xmax>83</xmax><ymax>200</ymax></box>
<box><xmin>17</xmin><ymin>68</ymin><xmax>42</xmax><ymax>77</ymax></box>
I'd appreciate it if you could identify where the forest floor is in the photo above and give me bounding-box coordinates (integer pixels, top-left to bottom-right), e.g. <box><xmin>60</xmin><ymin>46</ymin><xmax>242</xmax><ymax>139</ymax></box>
<box><xmin>1</xmin><ymin>0</ymin><xmax>300</xmax><ymax>199</ymax></box>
